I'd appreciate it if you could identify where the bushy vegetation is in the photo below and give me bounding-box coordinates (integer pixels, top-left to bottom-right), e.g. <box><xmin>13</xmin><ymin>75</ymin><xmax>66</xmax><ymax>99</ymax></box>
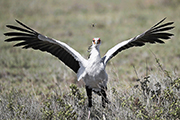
<box><xmin>0</xmin><ymin>0</ymin><xmax>180</xmax><ymax>119</ymax></box>
<box><xmin>0</xmin><ymin>65</ymin><xmax>179</xmax><ymax>119</ymax></box>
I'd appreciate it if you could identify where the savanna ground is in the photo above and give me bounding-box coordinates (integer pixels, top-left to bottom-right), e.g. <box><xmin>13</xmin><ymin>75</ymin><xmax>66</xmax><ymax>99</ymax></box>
<box><xmin>0</xmin><ymin>0</ymin><xmax>180</xmax><ymax>119</ymax></box>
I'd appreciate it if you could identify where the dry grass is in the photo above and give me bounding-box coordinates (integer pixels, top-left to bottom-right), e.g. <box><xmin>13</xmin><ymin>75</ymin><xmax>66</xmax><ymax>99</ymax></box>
<box><xmin>0</xmin><ymin>0</ymin><xmax>180</xmax><ymax>119</ymax></box>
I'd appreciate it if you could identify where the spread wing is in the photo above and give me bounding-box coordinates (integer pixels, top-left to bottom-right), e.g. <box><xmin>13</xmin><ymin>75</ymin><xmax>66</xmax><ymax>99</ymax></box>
<box><xmin>103</xmin><ymin>18</ymin><xmax>174</xmax><ymax>65</ymax></box>
<box><xmin>4</xmin><ymin>20</ymin><xmax>87</xmax><ymax>73</ymax></box>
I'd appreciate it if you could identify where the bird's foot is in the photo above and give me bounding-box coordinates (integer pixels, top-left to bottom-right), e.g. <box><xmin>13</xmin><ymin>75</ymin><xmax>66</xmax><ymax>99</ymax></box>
<box><xmin>88</xmin><ymin>107</ymin><xmax>91</xmax><ymax>119</ymax></box>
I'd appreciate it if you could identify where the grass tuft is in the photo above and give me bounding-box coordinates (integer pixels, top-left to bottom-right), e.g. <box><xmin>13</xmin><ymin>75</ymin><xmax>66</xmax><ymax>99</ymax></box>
<box><xmin>0</xmin><ymin>0</ymin><xmax>180</xmax><ymax>119</ymax></box>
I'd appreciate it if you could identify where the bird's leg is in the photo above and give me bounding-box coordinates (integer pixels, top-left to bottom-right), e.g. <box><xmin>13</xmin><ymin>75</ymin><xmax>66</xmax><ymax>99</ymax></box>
<box><xmin>101</xmin><ymin>87</ymin><xmax>107</xmax><ymax>108</ymax></box>
<box><xmin>86</xmin><ymin>86</ymin><xmax>92</xmax><ymax>119</ymax></box>
<box><xmin>86</xmin><ymin>86</ymin><xmax>92</xmax><ymax>107</ymax></box>
<box><xmin>101</xmin><ymin>87</ymin><xmax>110</xmax><ymax>108</ymax></box>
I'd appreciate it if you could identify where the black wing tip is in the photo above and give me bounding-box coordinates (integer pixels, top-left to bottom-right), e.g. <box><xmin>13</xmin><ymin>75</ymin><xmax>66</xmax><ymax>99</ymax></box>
<box><xmin>157</xmin><ymin>17</ymin><xmax>166</xmax><ymax>24</ymax></box>
<box><xmin>15</xmin><ymin>19</ymin><xmax>19</xmax><ymax>22</ymax></box>
<box><xmin>162</xmin><ymin>17</ymin><xmax>167</xmax><ymax>21</ymax></box>
<box><xmin>152</xmin><ymin>17</ymin><xmax>174</xmax><ymax>29</ymax></box>
<box><xmin>4</xmin><ymin>32</ymin><xmax>8</xmax><ymax>36</ymax></box>
<box><xmin>160</xmin><ymin>17</ymin><xmax>175</xmax><ymax>27</ymax></box>
<box><xmin>6</xmin><ymin>24</ymin><xmax>13</xmax><ymax>28</ymax></box>
<box><xmin>5</xmin><ymin>19</ymin><xmax>20</xmax><ymax>27</ymax></box>
<box><xmin>171</xmin><ymin>26</ymin><xmax>175</xmax><ymax>29</ymax></box>
<box><xmin>4</xmin><ymin>38</ymin><xmax>15</xmax><ymax>42</ymax></box>
<box><xmin>5</xmin><ymin>19</ymin><xmax>22</xmax><ymax>27</ymax></box>
<box><xmin>4</xmin><ymin>32</ymin><xmax>16</xmax><ymax>36</ymax></box>
<box><xmin>15</xmin><ymin>19</ymin><xmax>22</xmax><ymax>25</ymax></box>
<box><xmin>4</xmin><ymin>39</ymin><xmax>9</xmax><ymax>42</ymax></box>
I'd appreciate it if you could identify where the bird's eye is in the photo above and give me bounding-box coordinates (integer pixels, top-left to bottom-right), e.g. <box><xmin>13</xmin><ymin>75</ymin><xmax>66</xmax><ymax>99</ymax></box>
<box><xmin>97</xmin><ymin>39</ymin><xmax>101</xmax><ymax>44</ymax></box>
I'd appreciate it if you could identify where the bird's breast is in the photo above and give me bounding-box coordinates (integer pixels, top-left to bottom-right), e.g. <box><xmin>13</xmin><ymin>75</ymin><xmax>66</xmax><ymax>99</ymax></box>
<box><xmin>83</xmin><ymin>61</ymin><xmax>108</xmax><ymax>90</ymax></box>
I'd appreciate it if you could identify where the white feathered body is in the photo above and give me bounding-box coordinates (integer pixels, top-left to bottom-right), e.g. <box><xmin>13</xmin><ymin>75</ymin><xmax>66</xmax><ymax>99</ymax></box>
<box><xmin>84</xmin><ymin>59</ymin><xmax>108</xmax><ymax>91</ymax></box>
<box><xmin>78</xmin><ymin>43</ymin><xmax>108</xmax><ymax>91</ymax></box>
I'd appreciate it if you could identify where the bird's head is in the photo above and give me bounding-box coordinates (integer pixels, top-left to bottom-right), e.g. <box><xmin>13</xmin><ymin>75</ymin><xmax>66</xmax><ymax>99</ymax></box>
<box><xmin>92</xmin><ymin>38</ymin><xmax>101</xmax><ymax>47</ymax></box>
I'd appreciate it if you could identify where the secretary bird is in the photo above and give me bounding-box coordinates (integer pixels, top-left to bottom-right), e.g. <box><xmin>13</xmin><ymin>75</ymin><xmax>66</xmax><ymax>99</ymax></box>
<box><xmin>4</xmin><ymin>18</ymin><xmax>174</xmax><ymax>118</ymax></box>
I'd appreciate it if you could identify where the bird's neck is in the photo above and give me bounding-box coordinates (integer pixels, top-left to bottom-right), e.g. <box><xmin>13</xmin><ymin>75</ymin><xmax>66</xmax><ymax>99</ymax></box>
<box><xmin>89</xmin><ymin>46</ymin><xmax>101</xmax><ymax>61</ymax></box>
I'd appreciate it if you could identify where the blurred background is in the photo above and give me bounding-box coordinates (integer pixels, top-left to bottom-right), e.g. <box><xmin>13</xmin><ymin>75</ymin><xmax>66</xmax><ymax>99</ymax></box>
<box><xmin>0</xmin><ymin>0</ymin><xmax>180</xmax><ymax>95</ymax></box>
